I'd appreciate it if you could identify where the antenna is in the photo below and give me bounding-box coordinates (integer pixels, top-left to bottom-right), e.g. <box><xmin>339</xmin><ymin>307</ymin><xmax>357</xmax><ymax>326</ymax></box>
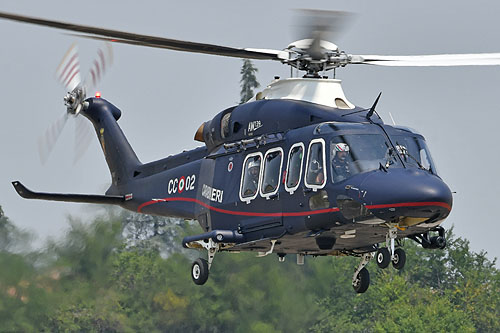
<box><xmin>366</xmin><ymin>92</ymin><xmax>382</xmax><ymax>120</ymax></box>
<box><xmin>389</xmin><ymin>112</ymin><xmax>396</xmax><ymax>125</ymax></box>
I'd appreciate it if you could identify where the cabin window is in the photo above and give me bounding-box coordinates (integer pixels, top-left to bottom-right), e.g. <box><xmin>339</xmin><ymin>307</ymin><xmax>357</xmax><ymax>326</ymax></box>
<box><xmin>285</xmin><ymin>143</ymin><xmax>304</xmax><ymax>194</ymax></box>
<box><xmin>305</xmin><ymin>139</ymin><xmax>326</xmax><ymax>189</ymax></box>
<box><xmin>240</xmin><ymin>153</ymin><xmax>262</xmax><ymax>202</ymax></box>
<box><xmin>260</xmin><ymin>148</ymin><xmax>283</xmax><ymax>198</ymax></box>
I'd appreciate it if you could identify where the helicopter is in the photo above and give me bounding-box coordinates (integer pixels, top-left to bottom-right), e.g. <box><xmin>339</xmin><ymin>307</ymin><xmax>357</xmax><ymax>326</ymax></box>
<box><xmin>3</xmin><ymin>11</ymin><xmax>500</xmax><ymax>293</ymax></box>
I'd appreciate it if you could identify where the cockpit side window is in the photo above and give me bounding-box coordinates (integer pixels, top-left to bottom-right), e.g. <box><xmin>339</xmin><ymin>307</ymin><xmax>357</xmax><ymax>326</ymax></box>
<box><xmin>331</xmin><ymin>141</ymin><xmax>354</xmax><ymax>183</ymax></box>
<box><xmin>305</xmin><ymin>139</ymin><xmax>326</xmax><ymax>189</ymax></box>
<box><xmin>392</xmin><ymin>135</ymin><xmax>438</xmax><ymax>175</ymax></box>
<box><xmin>260</xmin><ymin>148</ymin><xmax>283</xmax><ymax>197</ymax></box>
<box><xmin>285</xmin><ymin>143</ymin><xmax>304</xmax><ymax>194</ymax></box>
<box><xmin>240</xmin><ymin>153</ymin><xmax>262</xmax><ymax>202</ymax></box>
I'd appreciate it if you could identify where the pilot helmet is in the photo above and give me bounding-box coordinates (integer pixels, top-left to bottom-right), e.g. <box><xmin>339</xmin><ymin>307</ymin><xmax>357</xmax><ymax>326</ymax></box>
<box><xmin>334</xmin><ymin>143</ymin><xmax>350</xmax><ymax>152</ymax></box>
<box><xmin>334</xmin><ymin>143</ymin><xmax>350</xmax><ymax>160</ymax></box>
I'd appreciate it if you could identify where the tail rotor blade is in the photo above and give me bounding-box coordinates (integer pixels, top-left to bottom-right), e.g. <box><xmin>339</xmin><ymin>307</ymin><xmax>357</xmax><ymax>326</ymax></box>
<box><xmin>85</xmin><ymin>42</ymin><xmax>113</xmax><ymax>91</ymax></box>
<box><xmin>55</xmin><ymin>43</ymin><xmax>81</xmax><ymax>91</ymax></box>
<box><xmin>38</xmin><ymin>113</ymin><xmax>69</xmax><ymax>164</ymax></box>
<box><xmin>73</xmin><ymin>115</ymin><xmax>94</xmax><ymax>164</ymax></box>
<box><xmin>40</xmin><ymin>43</ymin><xmax>113</xmax><ymax>165</ymax></box>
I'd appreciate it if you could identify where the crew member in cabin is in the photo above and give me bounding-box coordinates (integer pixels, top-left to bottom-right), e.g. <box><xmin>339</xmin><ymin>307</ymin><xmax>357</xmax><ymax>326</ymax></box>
<box><xmin>331</xmin><ymin>143</ymin><xmax>351</xmax><ymax>182</ymax></box>
<box><xmin>243</xmin><ymin>159</ymin><xmax>261</xmax><ymax>196</ymax></box>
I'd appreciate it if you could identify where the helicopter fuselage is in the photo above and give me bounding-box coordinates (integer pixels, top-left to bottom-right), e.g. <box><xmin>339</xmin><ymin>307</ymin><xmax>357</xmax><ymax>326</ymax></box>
<box><xmin>91</xmin><ymin>95</ymin><xmax>452</xmax><ymax>256</ymax></box>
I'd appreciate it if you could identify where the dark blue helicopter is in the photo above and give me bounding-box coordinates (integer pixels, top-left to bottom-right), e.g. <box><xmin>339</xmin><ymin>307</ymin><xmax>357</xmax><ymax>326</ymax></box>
<box><xmin>3</xmin><ymin>11</ymin><xmax>499</xmax><ymax>293</ymax></box>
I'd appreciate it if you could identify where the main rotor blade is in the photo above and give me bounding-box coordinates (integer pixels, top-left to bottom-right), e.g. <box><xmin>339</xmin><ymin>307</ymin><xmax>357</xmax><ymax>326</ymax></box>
<box><xmin>352</xmin><ymin>53</ymin><xmax>500</xmax><ymax>66</ymax></box>
<box><xmin>0</xmin><ymin>11</ymin><xmax>283</xmax><ymax>60</ymax></box>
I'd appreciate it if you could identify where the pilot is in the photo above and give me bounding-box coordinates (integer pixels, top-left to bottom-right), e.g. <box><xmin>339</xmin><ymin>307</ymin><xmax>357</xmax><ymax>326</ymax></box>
<box><xmin>332</xmin><ymin>143</ymin><xmax>351</xmax><ymax>182</ymax></box>
<box><xmin>244</xmin><ymin>159</ymin><xmax>260</xmax><ymax>196</ymax></box>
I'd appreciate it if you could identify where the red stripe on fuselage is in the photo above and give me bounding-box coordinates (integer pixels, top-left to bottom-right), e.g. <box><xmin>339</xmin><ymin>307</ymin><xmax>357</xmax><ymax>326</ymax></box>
<box><xmin>365</xmin><ymin>201</ymin><xmax>452</xmax><ymax>211</ymax></box>
<box><xmin>137</xmin><ymin>197</ymin><xmax>450</xmax><ymax>217</ymax></box>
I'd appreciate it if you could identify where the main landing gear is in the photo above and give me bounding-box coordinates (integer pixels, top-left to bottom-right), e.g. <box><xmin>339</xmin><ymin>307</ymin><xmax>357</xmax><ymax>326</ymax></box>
<box><xmin>190</xmin><ymin>239</ymin><xmax>220</xmax><ymax>285</ymax></box>
<box><xmin>352</xmin><ymin>253</ymin><xmax>373</xmax><ymax>293</ymax></box>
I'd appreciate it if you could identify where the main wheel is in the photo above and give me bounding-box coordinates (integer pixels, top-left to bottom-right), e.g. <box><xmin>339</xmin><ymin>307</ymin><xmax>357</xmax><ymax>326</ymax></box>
<box><xmin>376</xmin><ymin>247</ymin><xmax>391</xmax><ymax>269</ymax></box>
<box><xmin>191</xmin><ymin>258</ymin><xmax>209</xmax><ymax>285</ymax></box>
<box><xmin>392</xmin><ymin>248</ymin><xmax>406</xmax><ymax>270</ymax></box>
<box><xmin>352</xmin><ymin>267</ymin><xmax>370</xmax><ymax>293</ymax></box>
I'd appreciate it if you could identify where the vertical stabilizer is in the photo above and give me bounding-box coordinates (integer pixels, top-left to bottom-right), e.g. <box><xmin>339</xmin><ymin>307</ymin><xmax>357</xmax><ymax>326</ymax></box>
<box><xmin>82</xmin><ymin>98</ymin><xmax>141</xmax><ymax>186</ymax></box>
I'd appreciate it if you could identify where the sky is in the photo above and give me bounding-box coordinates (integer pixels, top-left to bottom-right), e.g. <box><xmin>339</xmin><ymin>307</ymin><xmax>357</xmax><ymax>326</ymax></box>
<box><xmin>0</xmin><ymin>1</ymin><xmax>499</xmax><ymax>262</ymax></box>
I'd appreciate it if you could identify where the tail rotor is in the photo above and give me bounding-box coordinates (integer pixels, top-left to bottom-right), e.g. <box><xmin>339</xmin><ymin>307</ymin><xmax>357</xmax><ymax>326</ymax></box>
<box><xmin>38</xmin><ymin>42</ymin><xmax>113</xmax><ymax>164</ymax></box>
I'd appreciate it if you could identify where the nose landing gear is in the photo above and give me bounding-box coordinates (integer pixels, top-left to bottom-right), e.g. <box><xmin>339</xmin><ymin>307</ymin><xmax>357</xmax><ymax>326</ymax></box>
<box><xmin>376</xmin><ymin>247</ymin><xmax>391</xmax><ymax>268</ymax></box>
<box><xmin>392</xmin><ymin>248</ymin><xmax>406</xmax><ymax>270</ymax></box>
<box><xmin>376</xmin><ymin>227</ymin><xmax>407</xmax><ymax>270</ymax></box>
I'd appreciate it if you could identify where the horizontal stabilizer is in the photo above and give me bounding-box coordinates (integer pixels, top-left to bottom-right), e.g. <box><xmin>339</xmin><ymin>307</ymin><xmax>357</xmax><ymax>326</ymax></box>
<box><xmin>11</xmin><ymin>181</ymin><xmax>129</xmax><ymax>205</ymax></box>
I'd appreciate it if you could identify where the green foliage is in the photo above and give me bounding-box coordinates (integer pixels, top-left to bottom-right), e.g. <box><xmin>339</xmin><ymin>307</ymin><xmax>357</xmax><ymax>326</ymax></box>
<box><xmin>0</xmin><ymin>205</ymin><xmax>499</xmax><ymax>332</ymax></box>
<box><xmin>240</xmin><ymin>59</ymin><xmax>260</xmax><ymax>104</ymax></box>
<box><xmin>0</xmin><ymin>205</ymin><xmax>32</xmax><ymax>252</ymax></box>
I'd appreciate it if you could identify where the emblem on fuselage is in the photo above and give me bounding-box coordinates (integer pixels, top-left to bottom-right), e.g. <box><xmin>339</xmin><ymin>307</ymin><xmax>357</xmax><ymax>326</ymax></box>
<box><xmin>247</xmin><ymin>120</ymin><xmax>263</xmax><ymax>133</ymax></box>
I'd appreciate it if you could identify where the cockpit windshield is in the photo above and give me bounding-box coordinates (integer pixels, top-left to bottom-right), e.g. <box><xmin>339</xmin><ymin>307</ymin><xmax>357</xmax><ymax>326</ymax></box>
<box><xmin>330</xmin><ymin>134</ymin><xmax>402</xmax><ymax>183</ymax></box>
<box><xmin>391</xmin><ymin>135</ymin><xmax>438</xmax><ymax>175</ymax></box>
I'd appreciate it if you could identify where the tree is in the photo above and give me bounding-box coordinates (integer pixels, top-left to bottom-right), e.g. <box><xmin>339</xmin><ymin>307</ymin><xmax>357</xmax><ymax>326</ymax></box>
<box><xmin>1</xmin><ymin>207</ymin><xmax>499</xmax><ymax>332</ymax></box>
<box><xmin>239</xmin><ymin>59</ymin><xmax>260</xmax><ymax>104</ymax></box>
<box><xmin>0</xmin><ymin>205</ymin><xmax>32</xmax><ymax>252</ymax></box>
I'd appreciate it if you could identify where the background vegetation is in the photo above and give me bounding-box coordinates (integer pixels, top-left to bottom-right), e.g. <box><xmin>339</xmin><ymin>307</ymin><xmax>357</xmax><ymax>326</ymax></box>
<box><xmin>0</xmin><ymin>205</ymin><xmax>498</xmax><ymax>332</ymax></box>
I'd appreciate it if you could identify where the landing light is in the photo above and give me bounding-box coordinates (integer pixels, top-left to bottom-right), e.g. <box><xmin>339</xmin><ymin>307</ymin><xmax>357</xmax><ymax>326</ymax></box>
<box><xmin>95</xmin><ymin>91</ymin><xmax>101</xmax><ymax>98</ymax></box>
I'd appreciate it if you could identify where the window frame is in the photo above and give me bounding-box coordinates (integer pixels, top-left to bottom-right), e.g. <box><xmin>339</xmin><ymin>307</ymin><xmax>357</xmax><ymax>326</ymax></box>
<box><xmin>239</xmin><ymin>152</ymin><xmax>263</xmax><ymax>203</ymax></box>
<box><xmin>259</xmin><ymin>147</ymin><xmax>284</xmax><ymax>199</ymax></box>
<box><xmin>304</xmin><ymin>138</ymin><xmax>327</xmax><ymax>191</ymax></box>
<box><xmin>284</xmin><ymin>142</ymin><xmax>305</xmax><ymax>195</ymax></box>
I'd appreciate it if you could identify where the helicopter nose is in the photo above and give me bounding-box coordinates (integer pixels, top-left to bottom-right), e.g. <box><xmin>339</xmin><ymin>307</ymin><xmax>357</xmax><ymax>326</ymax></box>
<box><xmin>358</xmin><ymin>169</ymin><xmax>452</xmax><ymax>222</ymax></box>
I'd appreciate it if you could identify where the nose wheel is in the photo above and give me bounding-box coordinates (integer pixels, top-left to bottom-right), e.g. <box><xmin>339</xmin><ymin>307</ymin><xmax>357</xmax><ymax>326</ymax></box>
<box><xmin>391</xmin><ymin>248</ymin><xmax>406</xmax><ymax>270</ymax></box>
<box><xmin>376</xmin><ymin>247</ymin><xmax>391</xmax><ymax>268</ymax></box>
<box><xmin>376</xmin><ymin>227</ymin><xmax>407</xmax><ymax>270</ymax></box>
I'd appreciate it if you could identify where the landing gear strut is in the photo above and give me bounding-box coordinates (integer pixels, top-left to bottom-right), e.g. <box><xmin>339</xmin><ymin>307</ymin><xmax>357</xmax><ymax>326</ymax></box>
<box><xmin>352</xmin><ymin>253</ymin><xmax>373</xmax><ymax>293</ymax></box>
<box><xmin>189</xmin><ymin>238</ymin><xmax>220</xmax><ymax>285</ymax></box>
